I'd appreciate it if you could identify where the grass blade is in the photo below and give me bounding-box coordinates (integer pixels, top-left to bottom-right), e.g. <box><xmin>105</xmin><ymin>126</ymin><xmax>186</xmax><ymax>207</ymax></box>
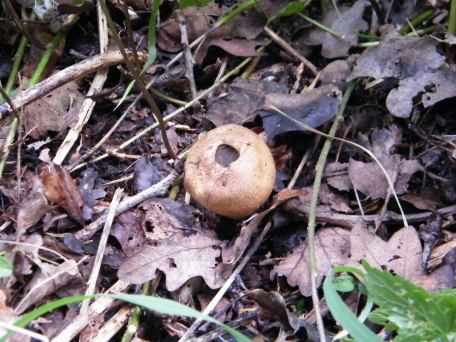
<box><xmin>323</xmin><ymin>270</ymin><xmax>383</xmax><ymax>342</ymax></box>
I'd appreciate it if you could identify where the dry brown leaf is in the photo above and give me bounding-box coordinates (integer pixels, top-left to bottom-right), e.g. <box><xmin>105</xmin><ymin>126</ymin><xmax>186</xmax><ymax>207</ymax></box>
<box><xmin>304</xmin><ymin>0</ymin><xmax>369</xmax><ymax>58</ymax></box>
<box><xmin>273</xmin><ymin>223</ymin><xmax>453</xmax><ymax>296</ymax></box>
<box><xmin>194</xmin><ymin>38</ymin><xmax>258</xmax><ymax>64</ymax></box>
<box><xmin>15</xmin><ymin>259</ymin><xmax>81</xmax><ymax>314</ymax></box>
<box><xmin>348</xmin><ymin>126</ymin><xmax>421</xmax><ymax>199</ymax></box>
<box><xmin>118</xmin><ymin>199</ymin><xmax>224</xmax><ymax>291</ymax></box>
<box><xmin>40</xmin><ymin>163</ymin><xmax>84</xmax><ymax>224</ymax></box>
<box><xmin>350</xmin><ymin>224</ymin><xmax>454</xmax><ymax>291</ymax></box>
<box><xmin>17</xmin><ymin>175</ymin><xmax>49</xmax><ymax>234</ymax></box>
<box><xmin>118</xmin><ymin>234</ymin><xmax>224</xmax><ymax>291</ymax></box>
<box><xmin>272</xmin><ymin>227</ymin><xmax>351</xmax><ymax>297</ymax></box>
<box><xmin>23</xmin><ymin>81</ymin><xmax>84</xmax><ymax>139</ymax></box>
<box><xmin>111</xmin><ymin>212</ymin><xmax>145</xmax><ymax>257</ymax></box>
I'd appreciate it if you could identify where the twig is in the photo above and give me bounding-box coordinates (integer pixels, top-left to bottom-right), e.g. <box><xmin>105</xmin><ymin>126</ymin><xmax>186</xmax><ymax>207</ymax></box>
<box><xmin>177</xmin><ymin>222</ymin><xmax>273</xmax><ymax>342</ymax></box>
<box><xmin>53</xmin><ymin>0</ymin><xmax>109</xmax><ymax>165</ymax></box>
<box><xmin>0</xmin><ymin>240</ymin><xmax>68</xmax><ymax>262</ymax></box>
<box><xmin>0</xmin><ymin>50</ymin><xmax>144</xmax><ymax>118</ymax></box>
<box><xmin>304</xmin><ymin>82</ymin><xmax>355</xmax><ymax>342</ymax></box>
<box><xmin>99</xmin><ymin>0</ymin><xmax>176</xmax><ymax>159</ymax></box>
<box><xmin>287</xmin><ymin>150</ymin><xmax>310</xmax><ymax>189</ymax></box>
<box><xmin>92</xmin><ymin>306</ymin><xmax>131</xmax><ymax>342</ymax></box>
<box><xmin>0</xmin><ymin>117</ymin><xmax>17</xmax><ymax>179</ymax></box>
<box><xmin>298</xmin><ymin>13</ymin><xmax>345</xmax><ymax>40</ymax></box>
<box><xmin>81</xmin><ymin>189</ymin><xmax>123</xmax><ymax>314</ymax></box>
<box><xmin>71</xmin><ymin>57</ymin><xmax>252</xmax><ymax>172</ymax></box>
<box><xmin>178</xmin><ymin>10</ymin><xmax>197</xmax><ymax>99</ymax></box>
<box><xmin>263</xmin><ymin>26</ymin><xmax>317</xmax><ymax>75</ymax></box>
<box><xmin>75</xmin><ymin>171</ymin><xmax>177</xmax><ymax>241</ymax></box>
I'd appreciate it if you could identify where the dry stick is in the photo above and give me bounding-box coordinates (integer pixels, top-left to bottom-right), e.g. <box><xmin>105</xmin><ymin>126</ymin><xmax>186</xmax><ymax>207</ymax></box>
<box><xmin>75</xmin><ymin>171</ymin><xmax>177</xmax><ymax>241</ymax></box>
<box><xmin>178</xmin><ymin>11</ymin><xmax>197</xmax><ymax>99</ymax></box>
<box><xmin>0</xmin><ymin>50</ymin><xmax>143</xmax><ymax>118</ymax></box>
<box><xmin>304</xmin><ymin>82</ymin><xmax>355</xmax><ymax>342</ymax></box>
<box><xmin>70</xmin><ymin>17</ymin><xmax>242</xmax><ymax>168</ymax></box>
<box><xmin>0</xmin><ymin>240</ymin><xmax>68</xmax><ymax>262</ymax></box>
<box><xmin>53</xmin><ymin>0</ymin><xmax>109</xmax><ymax>165</ymax></box>
<box><xmin>93</xmin><ymin>306</ymin><xmax>132</xmax><ymax>342</ymax></box>
<box><xmin>81</xmin><ymin>189</ymin><xmax>123</xmax><ymax>314</ymax></box>
<box><xmin>263</xmin><ymin>26</ymin><xmax>318</xmax><ymax>75</ymax></box>
<box><xmin>71</xmin><ymin>57</ymin><xmax>252</xmax><ymax>172</ymax></box>
<box><xmin>51</xmin><ymin>280</ymin><xmax>130</xmax><ymax>342</ymax></box>
<box><xmin>177</xmin><ymin>222</ymin><xmax>273</xmax><ymax>342</ymax></box>
<box><xmin>99</xmin><ymin>0</ymin><xmax>176</xmax><ymax>159</ymax></box>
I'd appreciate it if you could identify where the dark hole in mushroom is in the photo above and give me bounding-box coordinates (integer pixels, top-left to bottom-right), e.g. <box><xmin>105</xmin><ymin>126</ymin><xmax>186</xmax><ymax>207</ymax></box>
<box><xmin>215</xmin><ymin>144</ymin><xmax>240</xmax><ymax>167</ymax></box>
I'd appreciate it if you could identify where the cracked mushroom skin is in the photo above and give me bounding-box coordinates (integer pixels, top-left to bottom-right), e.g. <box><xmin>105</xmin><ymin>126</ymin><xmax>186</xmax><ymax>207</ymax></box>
<box><xmin>184</xmin><ymin>124</ymin><xmax>276</xmax><ymax>219</ymax></box>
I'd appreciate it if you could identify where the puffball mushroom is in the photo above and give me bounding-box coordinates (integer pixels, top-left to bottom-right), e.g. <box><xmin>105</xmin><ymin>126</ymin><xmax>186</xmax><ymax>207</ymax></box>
<box><xmin>184</xmin><ymin>124</ymin><xmax>276</xmax><ymax>219</ymax></box>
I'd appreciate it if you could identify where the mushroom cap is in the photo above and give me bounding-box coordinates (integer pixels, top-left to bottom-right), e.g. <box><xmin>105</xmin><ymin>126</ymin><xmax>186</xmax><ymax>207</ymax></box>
<box><xmin>184</xmin><ymin>124</ymin><xmax>276</xmax><ymax>219</ymax></box>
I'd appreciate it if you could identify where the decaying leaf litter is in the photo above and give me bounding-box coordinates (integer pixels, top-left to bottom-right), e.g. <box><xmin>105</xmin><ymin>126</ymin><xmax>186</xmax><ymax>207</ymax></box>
<box><xmin>1</xmin><ymin>0</ymin><xmax>456</xmax><ymax>340</ymax></box>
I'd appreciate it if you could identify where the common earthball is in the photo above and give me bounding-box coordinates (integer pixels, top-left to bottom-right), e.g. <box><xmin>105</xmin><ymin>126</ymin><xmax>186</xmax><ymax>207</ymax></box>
<box><xmin>184</xmin><ymin>124</ymin><xmax>276</xmax><ymax>219</ymax></box>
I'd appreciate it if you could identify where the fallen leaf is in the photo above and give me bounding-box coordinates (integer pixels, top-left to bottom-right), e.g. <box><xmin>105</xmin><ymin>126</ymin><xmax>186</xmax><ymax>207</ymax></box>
<box><xmin>319</xmin><ymin>60</ymin><xmax>351</xmax><ymax>89</ymax></box>
<box><xmin>350</xmin><ymin>36</ymin><xmax>456</xmax><ymax>118</ymax></box>
<box><xmin>350</xmin><ymin>224</ymin><xmax>454</xmax><ymax>291</ymax></box>
<box><xmin>118</xmin><ymin>198</ymin><xmax>224</xmax><ymax>291</ymax></box>
<box><xmin>17</xmin><ymin>175</ymin><xmax>49</xmax><ymax>234</ymax></box>
<box><xmin>23</xmin><ymin>81</ymin><xmax>84</xmax><ymax>139</ymax></box>
<box><xmin>79</xmin><ymin>168</ymin><xmax>105</xmax><ymax>221</ymax></box>
<box><xmin>134</xmin><ymin>157</ymin><xmax>172</xmax><ymax>192</ymax></box>
<box><xmin>350</xmin><ymin>36</ymin><xmax>444</xmax><ymax>81</ymax></box>
<box><xmin>386</xmin><ymin>68</ymin><xmax>456</xmax><ymax>118</ymax></box>
<box><xmin>141</xmin><ymin>198</ymin><xmax>195</xmax><ymax>240</ymax></box>
<box><xmin>111</xmin><ymin>212</ymin><xmax>145</xmax><ymax>257</ymax></box>
<box><xmin>118</xmin><ymin>234</ymin><xmax>224</xmax><ymax>291</ymax></box>
<box><xmin>273</xmin><ymin>223</ymin><xmax>454</xmax><ymax>296</ymax></box>
<box><xmin>194</xmin><ymin>38</ymin><xmax>258</xmax><ymax>64</ymax></box>
<box><xmin>325</xmin><ymin>162</ymin><xmax>352</xmax><ymax>192</ymax></box>
<box><xmin>262</xmin><ymin>85</ymin><xmax>342</xmax><ymax>139</ymax></box>
<box><xmin>348</xmin><ymin>126</ymin><xmax>421</xmax><ymax>199</ymax></box>
<box><xmin>40</xmin><ymin>163</ymin><xmax>84</xmax><ymax>224</ymax></box>
<box><xmin>206</xmin><ymin>78</ymin><xmax>287</xmax><ymax>126</ymax></box>
<box><xmin>304</xmin><ymin>0</ymin><xmax>369</xmax><ymax>58</ymax></box>
<box><xmin>15</xmin><ymin>259</ymin><xmax>81</xmax><ymax>314</ymax></box>
<box><xmin>272</xmin><ymin>227</ymin><xmax>351</xmax><ymax>296</ymax></box>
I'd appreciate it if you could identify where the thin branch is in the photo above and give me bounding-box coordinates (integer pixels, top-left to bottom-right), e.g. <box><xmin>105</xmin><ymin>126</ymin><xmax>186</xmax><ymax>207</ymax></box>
<box><xmin>71</xmin><ymin>57</ymin><xmax>252</xmax><ymax>172</ymax></box>
<box><xmin>81</xmin><ymin>189</ymin><xmax>123</xmax><ymax>314</ymax></box>
<box><xmin>178</xmin><ymin>10</ymin><xmax>197</xmax><ymax>99</ymax></box>
<box><xmin>53</xmin><ymin>0</ymin><xmax>109</xmax><ymax>165</ymax></box>
<box><xmin>264</xmin><ymin>26</ymin><xmax>318</xmax><ymax>75</ymax></box>
<box><xmin>99</xmin><ymin>0</ymin><xmax>176</xmax><ymax>159</ymax></box>
<box><xmin>0</xmin><ymin>50</ymin><xmax>143</xmax><ymax>118</ymax></box>
<box><xmin>75</xmin><ymin>171</ymin><xmax>178</xmax><ymax>241</ymax></box>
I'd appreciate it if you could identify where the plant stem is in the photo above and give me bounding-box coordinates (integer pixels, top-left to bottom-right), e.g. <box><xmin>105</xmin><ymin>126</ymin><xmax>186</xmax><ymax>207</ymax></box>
<box><xmin>29</xmin><ymin>32</ymin><xmax>64</xmax><ymax>87</ymax></box>
<box><xmin>450</xmin><ymin>0</ymin><xmax>456</xmax><ymax>34</ymax></box>
<box><xmin>5</xmin><ymin>36</ymin><xmax>27</xmax><ymax>94</ymax></box>
<box><xmin>99</xmin><ymin>0</ymin><xmax>176</xmax><ymax>159</ymax></box>
<box><xmin>306</xmin><ymin>82</ymin><xmax>355</xmax><ymax>342</ymax></box>
<box><xmin>400</xmin><ymin>9</ymin><xmax>434</xmax><ymax>35</ymax></box>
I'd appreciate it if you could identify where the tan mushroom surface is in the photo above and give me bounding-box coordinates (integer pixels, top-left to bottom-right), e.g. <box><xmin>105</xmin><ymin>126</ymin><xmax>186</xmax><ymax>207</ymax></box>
<box><xmin>184</xmin><ymin>124</ymin><xmax>276</xmax><ymax>219</ymax></box>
